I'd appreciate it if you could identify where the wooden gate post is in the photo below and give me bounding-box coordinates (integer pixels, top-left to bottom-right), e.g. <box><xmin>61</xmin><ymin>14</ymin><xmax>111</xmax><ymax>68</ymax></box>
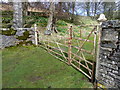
<box><xmin>68</xmin><ymin>26</ymin><xmax>72</xmax><ymax>65</ymax></box>
<box><xmin>91</xmin><ymin>26</ymin><xmax>98</xmax><ymax>83</ymax></box>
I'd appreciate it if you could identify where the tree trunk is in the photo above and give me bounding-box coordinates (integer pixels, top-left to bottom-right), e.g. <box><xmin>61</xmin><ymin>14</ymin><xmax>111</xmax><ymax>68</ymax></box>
<box><xmin>44</xmin><ymin>2</ymin><xmax>57</xmax><ymax>35</ymax></box>
<box><xmin>71</xmin><ymin>2</ymin><xmax>75</xmax><ymax>23</ymax></box>
<box><xmin>13</xmin><ymin>1</ymin><xmax>23</xmax><ymax>29</ymax></box>
<box><xmin>23</xmin><ymin>2</ymin><xmax>29</xmax><ymax>16</ymax></box>
<box><xmin>58</xmin><ymin>2</ymin><xmax>62</xmax><ymax>13</ymax></box>
<box><xmin>85</xmin><ymin>2</ymin><xmax>90</xmax><ymax>16</ymax></box>
<box><xmin>94</xmin><ymin>2</ymin><xmax>97</xmax><ymax>17</ymax></box>
<box><xmin>12</xmin><ymin>1</ymin><xmax>23</xmax><ymax>36</ymax></box>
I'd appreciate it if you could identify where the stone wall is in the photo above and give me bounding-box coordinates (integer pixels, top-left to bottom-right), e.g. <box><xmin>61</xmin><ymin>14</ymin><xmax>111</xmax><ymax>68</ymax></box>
<box><xmin>96</xmin><ymin>20</ymin><xmax>120</xmax><ymax>88</ymax></box>
<box><xmin>0</xmin><ymin>2</ymin><xmax>37</xmax><ymax>49</ymax></box>
<box><xmin>0</xmin><ymin>28</ymin><xmax>35</xmax><ymax>49</ymax></box>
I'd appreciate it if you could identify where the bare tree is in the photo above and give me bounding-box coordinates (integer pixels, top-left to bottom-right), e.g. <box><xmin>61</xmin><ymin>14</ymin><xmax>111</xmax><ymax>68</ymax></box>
<box><xmin>85</xmin><ymin>2</ymin><xmax>90</xmax><ymax>16</ymax></box>
<box><xmin>58</xmin><ymin>2</ymin><xmax>63</xmax><ymax>13</ymax></box>
<box><xmin>71</xmin><ymin>2</ymin><xmax>75</xmax><ymax>22</ymax></box>
<box><xmin>23</xmin><ymin>2</ymin><xmax>29</xmax><ymax>16</ymax></box>
<box><xmin>44</xmin><ymin>2</ymin><xmax>57</xmax><ymax>35</ymax></box>
<box><xmin>13</xmin><ymin>1</ymin><xmax>23</xmax><ymax>29</ymax></box>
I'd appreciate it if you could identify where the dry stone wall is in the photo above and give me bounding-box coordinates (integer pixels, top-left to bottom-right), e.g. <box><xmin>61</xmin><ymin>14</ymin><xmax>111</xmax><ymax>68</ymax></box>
<box><xmin>0</xmin><ymin>28</ymin><xmax>35</xmax><ymax>49</ymax></box>
<box><xmin>1</xmin><ymin>2</ymin><xmax>36</xmax><ymax>49</ymax></box>
<box><xmin>96</xmin><ymin>20</ymin><xmax>120</xmax><ymax>89</ymax></box>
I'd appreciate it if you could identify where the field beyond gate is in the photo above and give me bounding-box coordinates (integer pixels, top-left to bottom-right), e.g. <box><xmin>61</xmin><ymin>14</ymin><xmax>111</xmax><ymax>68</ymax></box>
<box><xmin>38</xmin><ymin>25</ymin><xmax>99</xmax><ymax>82</ymax></box>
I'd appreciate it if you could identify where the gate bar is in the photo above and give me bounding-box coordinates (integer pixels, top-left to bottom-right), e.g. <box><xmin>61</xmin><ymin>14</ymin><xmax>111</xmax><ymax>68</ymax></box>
<box><xmin>68</xmin><ymin>26</ymin><xmax>72</xmax><ymax>65</ymax></box>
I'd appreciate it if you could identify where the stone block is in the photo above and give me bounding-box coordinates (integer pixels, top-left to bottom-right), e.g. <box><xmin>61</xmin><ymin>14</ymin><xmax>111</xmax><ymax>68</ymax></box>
<box><xmin>113</xmin><ymin>52</ymin><xmax>120</xmax><ymax>58</ymax></box>
<box><xmin>109</xmin><ymin>56</ymin><xmax>120</xmax><ymax>62</ymax></box>
<box><xmin>106</xmin><ymin>60</ymin><xmax>117</xmax><ymax>65</ymax></box>
<box><xmin>110</xmin><ymin>64</ymin><xmax>118</xmax><ymax>70</ymax></box>
<box><xmin>29</xmin><ymin>31</ymin><xmax>35</xmax><ymax>34</ymax></box>
<box><xmin>100</xmin><ymin>62</ymin><xmax>108</xmax><ymax>67</ymax></box>
<box><xmin>101</xmin><ymin>29</ymin><xmax>118</xmax><ymax>42</ymax></box>
<box><xmin>112</xmin><ymin>70</ymin><xmax>118</xmax><ymax>74</ymax></box>
<box><xmin>115</xmin><ymin>75</ymin><xmax>120</xmax><ymax>80</ymax></box>
<box><xmin>108</xmin><ymin>72</ymin><xmax>116</xmax><ymax>77</ymax></box>
<box><xmin>116</xmin><ymin>28</ymin><xmax>120</xmax><ymax>32</ymax></box>
<box><xmin>106</xmin><ymin>68</ymin><xmax>112</xmax><ymax>72</ymax></box>
<box><xmin>101</xmin><ymin>42</ymin><xmax>117</xmax><ymax>49</ymax></box>
<box><xmin>102</xmin><ymin>20</ymin><xmax>120</xmax><ymax>28</ymax></box>
<box><xmin>118</xmin><ymin>70</ymin><xmax>120</xmax><ymax>76</ymax></box>
<box><xmin>100</xmin><ymin>47</ymin><xmax>111</xmax><ymax>56</ymax></box>
<box><xmin>1</xmin><ymin>35</ymin><xmax>19</xmax><ymax>49</ymax></box>
<box><xmin>118</xmin><ymin>62</ymin><xmax>120</xmax><ymax>67</ymax></box>
<box><xmin>99</xmin><ymin>69</ymin><xmax>107</xmax><ymax>74</ymax></box>
<box><xmin>105</xmin><ymin>75</ymin><xmax>114</xmax><ymax>81</ymax></box>
<box><xmin>16</xmin><ymin>30</ymin><xmax>25</xmax><ymax>36</ymax></box>
<box><xmin>115</xmin><ymin>79</ymin><xmax>120</xmax><ymax>85</ymax></box>
<box><xmin>112</xmin><ymin>61</ymin><xmax>117</xmax><ymax>65</ymax></box>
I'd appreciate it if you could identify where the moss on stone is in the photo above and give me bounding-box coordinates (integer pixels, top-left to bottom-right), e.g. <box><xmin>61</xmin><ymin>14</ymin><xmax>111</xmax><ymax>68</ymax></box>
<box><xmin>2</xmin><ymin>17</ymin><xmax>12</xmax><ymax>24</ymax></box>
<box><xmin>17</xmin><ymin>41</ymin><xmax>33</xmax><ymax>46</ymax></box>
<box><xmin>16</xmin><ymin>31</ymin><xmax>30</xmax><ymax>40</ymax></box>
<box><xmin>2</xmin><ymin>24</ymin><xmax>12</xmax><ymax>28</ymax></box>
<box><xmin>2</xmin><ymin>11</ymin><xmax>13</xmax><ymax>16</ymax></box>
<box><xmin>1</xmin><ymin>28</ymin><xmax>17</xmax><ymax>36</ymax></box>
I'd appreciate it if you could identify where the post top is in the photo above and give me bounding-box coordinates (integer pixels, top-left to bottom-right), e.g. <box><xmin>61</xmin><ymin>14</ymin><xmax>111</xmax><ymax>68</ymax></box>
<box><xmin>34</xmin><ymin>24</ymin><xmax>37</xmax><ymax>27</ymax></box>
<box><xmin>97</xmin><ymin>14</ymin><xmax>107</xmax><ymax>22</ymax></box>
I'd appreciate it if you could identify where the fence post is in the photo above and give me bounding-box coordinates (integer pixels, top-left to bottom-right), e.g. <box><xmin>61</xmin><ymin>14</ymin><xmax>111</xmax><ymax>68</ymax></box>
<box><xmin>80</xmin><ymin>29</ymin><xmax>82</xmax><ymax>38</ymax></box>
<box><xmin>68</xmin><ymin>26</ymin><xmax>72</xmax><ymax>65</ymax></box>
<box><xmin>34</xmin><ymin>24</ymin><xmax>38</xmax><ymax>46</ymax></box>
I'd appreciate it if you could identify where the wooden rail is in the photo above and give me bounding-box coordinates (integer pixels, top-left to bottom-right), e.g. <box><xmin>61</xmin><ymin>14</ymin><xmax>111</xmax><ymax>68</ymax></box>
<box><xmin>72</xmin><ymin>46</ymin><xmax>93</xmax><ymax>55</ymax></box>
<box><xmin>71</xmin><ymin>63</ymin><xmax>91</xmax><ymax>79</ymax></box>
<box><xmin>72</xmin><ymin>58</ymin><xmax>92</xmax><ymax>72</ymax></box>
<box><xmin>73</xmin><ymin>37</ymin><xmax>94</xmax><ymax>43</ymax></box>
<box><xmin>39</xmin><ymin>25</ymin><xmax>99</xmax><ymax>81</ymax></box>
<box><xmin>71</xmin><ymin>52</ymin><xmax>93</xmax><ymax>65</ymax></box>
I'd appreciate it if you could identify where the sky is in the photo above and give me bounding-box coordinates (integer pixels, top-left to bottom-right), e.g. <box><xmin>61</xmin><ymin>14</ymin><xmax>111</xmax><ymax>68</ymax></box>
<box><xmin>1</xmin><ymin>0</ymin><xmax>120</xmax><ymax>2</ymax></box>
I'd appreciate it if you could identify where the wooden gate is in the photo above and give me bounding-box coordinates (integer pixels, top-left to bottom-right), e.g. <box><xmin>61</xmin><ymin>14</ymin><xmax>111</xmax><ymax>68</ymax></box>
<box><xmin>38</xmin><ymin>25</ymin><xmax>99</xmax><ymax>81</ymax></box>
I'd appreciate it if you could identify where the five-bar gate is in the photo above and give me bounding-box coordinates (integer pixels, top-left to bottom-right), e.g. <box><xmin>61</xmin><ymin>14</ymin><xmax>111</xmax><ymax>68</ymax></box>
<box><xmin>38</xmin><ymin>25</ymin><xmax>100</xmax><ymax>81</ymax></box>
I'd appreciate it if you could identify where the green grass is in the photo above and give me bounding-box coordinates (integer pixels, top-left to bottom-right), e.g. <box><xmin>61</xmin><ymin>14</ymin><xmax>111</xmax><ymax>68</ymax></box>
<box><xmin>2</xmin><ymin>46</ymin><xmax>93</xmax><ymax>88</ymax></box>
<box><xmin>2</xmin><ymin>11</ymin><xmax>97</xmax><ymax>88</ymax></box>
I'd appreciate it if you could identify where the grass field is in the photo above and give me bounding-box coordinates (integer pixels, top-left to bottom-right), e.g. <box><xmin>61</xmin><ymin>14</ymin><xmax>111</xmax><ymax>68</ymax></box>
<box><xmin>2</xmin><ymin>11</ymin><xmax>97</xmax><ymax>88</ymax></box>
<box><xmin>2</xmin><ymin>46</ymin><xmax>93</xmax><ymax>88</ymax></box>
